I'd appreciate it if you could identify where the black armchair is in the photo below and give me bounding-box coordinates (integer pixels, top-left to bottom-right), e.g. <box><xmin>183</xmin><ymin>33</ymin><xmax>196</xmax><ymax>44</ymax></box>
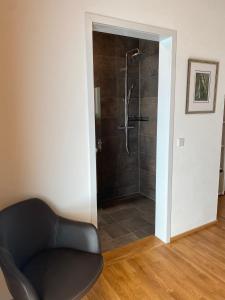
<box><xmin>0</xmin><ymin>199</ymin><xmax>103</xmax><ymax>300</ymax></box>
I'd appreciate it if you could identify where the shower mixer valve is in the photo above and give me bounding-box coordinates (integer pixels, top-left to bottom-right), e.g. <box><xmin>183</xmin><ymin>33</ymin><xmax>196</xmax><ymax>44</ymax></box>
<box><xmin>96</xmin><ymin>138</ymin><xmax>103</xmax><ymax>153</ymax></box>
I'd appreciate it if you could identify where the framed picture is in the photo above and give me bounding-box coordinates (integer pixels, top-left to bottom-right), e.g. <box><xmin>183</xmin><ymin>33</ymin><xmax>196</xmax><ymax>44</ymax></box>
<box><xmin>186</xmin><ymin>59</ymin><xmax>219</xmax><ymax>114</ymax></box>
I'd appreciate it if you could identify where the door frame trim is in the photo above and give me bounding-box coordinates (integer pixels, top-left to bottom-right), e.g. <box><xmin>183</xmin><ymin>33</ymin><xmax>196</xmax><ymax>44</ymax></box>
<box><xmin>85</xmin><ymin>12</ymin><xmax>177</xmax><ymax>243</ymax></box>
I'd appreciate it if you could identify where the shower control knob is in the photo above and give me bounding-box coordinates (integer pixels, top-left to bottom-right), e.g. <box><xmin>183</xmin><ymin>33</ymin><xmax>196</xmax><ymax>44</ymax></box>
<box><xmin>97</xmin><ymin>138</ymin><xmax>103</xmax><ymax>152</ymax></box>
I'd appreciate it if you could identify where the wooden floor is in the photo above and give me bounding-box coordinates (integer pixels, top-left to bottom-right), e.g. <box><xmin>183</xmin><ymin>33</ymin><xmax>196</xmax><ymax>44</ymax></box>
<box><xmin>84</xmin><ymin>197</ymin><xmax>225</xmax><ymax>300</ymax></box>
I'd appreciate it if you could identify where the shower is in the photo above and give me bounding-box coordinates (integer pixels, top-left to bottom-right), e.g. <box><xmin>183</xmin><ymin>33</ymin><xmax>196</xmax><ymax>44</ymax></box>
<box><xmin>118</xmin><ymin>48</ymin><xmax>143</xmax><ymax>154</ymax></box>
<box><xmin>93</xmin><ymin>31</ymin><xmax>159</xmax><ymax>250</ymax></box>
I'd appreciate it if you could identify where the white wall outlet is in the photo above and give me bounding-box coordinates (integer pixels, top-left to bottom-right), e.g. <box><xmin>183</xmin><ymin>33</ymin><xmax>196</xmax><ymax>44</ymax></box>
<box><xmin>177</xmin><ymin>138</ymin><xmax>185</xmax><ymax>147</ymax></box>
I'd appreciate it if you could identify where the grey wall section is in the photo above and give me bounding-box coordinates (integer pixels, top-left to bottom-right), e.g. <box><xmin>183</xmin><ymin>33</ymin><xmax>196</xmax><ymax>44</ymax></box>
<box><xmin>93</xmin><ymin>32</ymin><xmax>140</xmax><ymax>204</ymax></box>
<box><xmin>93</xmin><ymin>32</ymin><xmax>158</xmax><ymax>205</ymax></box>
<box><xmin>139</xmin><ymin>40</ymin><xmax>159</xmax><ymax>200</ymax></box>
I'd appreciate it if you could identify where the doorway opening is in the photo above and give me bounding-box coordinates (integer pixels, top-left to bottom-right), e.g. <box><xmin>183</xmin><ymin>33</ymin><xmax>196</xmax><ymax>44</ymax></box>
<box><xmin>86</xmin><ymin>13</ymin><xmax>176</xmax><ymax>247</ymax></box>
<box><xmin>93</xmin><ymin>32</ymin><xmax>158</xmax><ymax>251</ymax></box>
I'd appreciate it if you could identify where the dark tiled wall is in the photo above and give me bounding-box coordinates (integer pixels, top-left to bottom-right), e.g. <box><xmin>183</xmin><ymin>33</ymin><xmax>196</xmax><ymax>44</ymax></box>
<box><xmin>93</xmin><ymin>32</ymin><xmax>140</xmax><ymax>205</ymax></box>
<box><xmin>93</xmin><ymin>32</ymin><xmax>159</xmax><ymax>205</ymax></box>
<box><xmin>139</xmin><ymin>40</ymin><xmax>159</xmax><ymax>200</ymax></box>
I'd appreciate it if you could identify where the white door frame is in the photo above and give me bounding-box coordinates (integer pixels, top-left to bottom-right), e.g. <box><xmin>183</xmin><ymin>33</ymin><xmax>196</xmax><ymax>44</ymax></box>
<box><xmin>85</xmin><ymin>12</ymin><xmax>177</xmax><ymax>243</ymax></box>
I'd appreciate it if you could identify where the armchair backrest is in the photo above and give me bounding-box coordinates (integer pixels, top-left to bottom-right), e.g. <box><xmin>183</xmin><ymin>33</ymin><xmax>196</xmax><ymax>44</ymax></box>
<box><xmin>0</xmin><ymin>198</ymin><xmax>57</xmax><ymax>269</ymax></box>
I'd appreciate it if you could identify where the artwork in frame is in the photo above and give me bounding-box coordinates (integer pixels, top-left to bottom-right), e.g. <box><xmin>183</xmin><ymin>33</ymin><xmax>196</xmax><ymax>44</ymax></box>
<box><xmin>186</xmin><ymin>59</ymin><xmax>219</xmax><ymax>114</ymax></box>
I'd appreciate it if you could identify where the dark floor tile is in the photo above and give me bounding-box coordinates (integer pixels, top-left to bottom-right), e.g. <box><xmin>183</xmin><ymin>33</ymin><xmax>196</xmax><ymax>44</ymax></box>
<box><xmin>112</xmin><ymin>233</ymin><xmax>138</xmax><ymax>249</ymax></box>
<box><xmin>98</xmin><ymin>193</ymin><xmax>155</xmax><ymax>251</ymax></box>
<box><xmin>104</xmin><ymin>222</ymin><xmax>130</xmax><ymax>239</ymax></box>
<box><xmin>98</xmin><ymin>200</ymin><xmax>133</xmax><ymax>214</ymax></box>
<box><xmin>134</xmin><ymin>224</ymin><xmax>155</xmax><ymax>238</ymax></box>
<box><xmin>99</xmin><ymin>228</ymin><xmax>113</xmax><ymax>243</ymax></box>
<box><xmin>133</xmin><ymin>229</ymin><xmax>149</xmax><ymax>239</ymax></box>
<box><xmin>109</xmin><ymin>207</ymin><xmax>140</xmax><ymax>222</ymax></box>
<box><xmin>142</xmin><ymin>188</ymin><xmax>156</xmax><ymax>201</ymax></box>
<box><xmin>119</xmin><ymin>216</ymin><xmax>151</xmax><ymax>232</ymax></box>
<box><xmin>139</xmin><ymin>210</ymin><xmax>155</xmax><ymax>225</ymax></box>
<box><xmin>132</xmin><ymin>196</ymin><xmax>155</xmax><ymax>209</ymax></box>
<box><xmin>143</xmin><ymin>224</ymin><xmax>155</xmax><ymax>235</ymax></box>
<box><xmin>100</xmin><ymin>206</ymin><xmax>121</xmax><ymax>215</ymax></box>
<box><xmin>134</xmin><ymin>199</ymin><xmax>155</xmax><ymax>213</ymax></box>
<box><xmin>101</xmin><ymin>241</ymin><xmax>114</xmax><ymax>252</ymax></box>
<box><xmin>98</xmin><ymin>213</ymin><xmax>114</xmax><ymax>226</ymax></box>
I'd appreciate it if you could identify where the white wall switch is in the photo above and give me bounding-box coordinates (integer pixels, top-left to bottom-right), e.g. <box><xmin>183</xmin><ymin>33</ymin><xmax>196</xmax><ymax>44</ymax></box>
<box><xmin>177</xmin><ymin>138</ymin><xmax>185</xmax><ymax>147</ymax></box>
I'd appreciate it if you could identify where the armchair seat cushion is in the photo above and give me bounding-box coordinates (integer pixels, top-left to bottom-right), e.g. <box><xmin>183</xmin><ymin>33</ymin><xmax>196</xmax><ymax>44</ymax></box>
<box><xmin>22</xmin><ymin>248</ymin><xmax>103</xmax><ymax>300</ymax></box>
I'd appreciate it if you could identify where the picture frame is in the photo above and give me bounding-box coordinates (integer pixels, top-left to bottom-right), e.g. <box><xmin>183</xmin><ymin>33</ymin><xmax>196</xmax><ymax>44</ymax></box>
<box><xmin>186</xmin><ymin>59</ymin><xmax>219</xmax><ymax>114</ymax></box>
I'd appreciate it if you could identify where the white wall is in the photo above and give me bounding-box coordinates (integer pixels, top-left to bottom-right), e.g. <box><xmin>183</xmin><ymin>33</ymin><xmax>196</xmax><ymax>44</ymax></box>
<box><xmin>1</xmin><ymin>0</ymin><xmax>225</xmax><ymax>238</ymax></box>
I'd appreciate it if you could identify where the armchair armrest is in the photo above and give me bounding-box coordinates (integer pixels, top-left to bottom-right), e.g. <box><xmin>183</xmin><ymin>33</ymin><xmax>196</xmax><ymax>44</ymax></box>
<box><xmin>0</xmin><ymin>248</ymin><xmax>39</xmax><ymax>300</ymax></box>
<box><xmin>55</xmin><ymin>217</ymin><xmax>101</xmax><ymax>254</ymax></box>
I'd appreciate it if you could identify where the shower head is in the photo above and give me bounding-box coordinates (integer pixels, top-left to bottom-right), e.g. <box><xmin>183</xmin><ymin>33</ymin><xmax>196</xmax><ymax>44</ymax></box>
<box><xmin>126</xmin><ymin>48</ymin><xmax>143</xmax><ymax>58</ymax></box>
<box><xmin>131</xmin><ymin>49</ymin><xmax>141</xmax><ymax>57</ymax></box>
